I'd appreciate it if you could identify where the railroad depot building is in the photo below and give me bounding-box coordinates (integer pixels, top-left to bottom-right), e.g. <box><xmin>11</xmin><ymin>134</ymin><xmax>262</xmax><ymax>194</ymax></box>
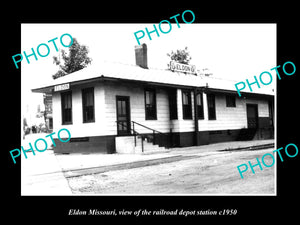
<box><xmin>32</xmin><ymin>44</ymin><xmax>274</xmax><ymax>154</ymax></box>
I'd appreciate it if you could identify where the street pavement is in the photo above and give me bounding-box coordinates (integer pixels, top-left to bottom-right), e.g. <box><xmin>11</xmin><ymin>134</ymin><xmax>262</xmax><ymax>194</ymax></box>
<box><xmin>56</xmin><ymin>139</ymin><xmax>274</xmax><ymax>177</ymax></box>
<box><xmin>67</xmin><ymin>148</ymin><xmax>276</xmax><ymax>195</ymax></box>
<box><xmin>21</xmin><ymin>134</ymin><xmax>274</xmax><ymax>195</ymax></box>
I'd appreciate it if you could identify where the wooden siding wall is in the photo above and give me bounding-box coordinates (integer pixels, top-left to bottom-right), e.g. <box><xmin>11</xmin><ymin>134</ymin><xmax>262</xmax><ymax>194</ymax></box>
<box><xmin>172</xmin><ymin>91</ymin><xmax>270</xmax><ymax>132</ymax></box>
<box><xmin>52</xmin><ymin>81</ymin><xmax>271</xmax><ymax>138</ymax></box>
<box><xmin>104</xmin><ymin>82</ymin><xmax>172</xmax><ymax>135</ymax></box>
<box><xmin>52</xmin><ymin>82</ymin><xmax>106</xmax><ymax>138</ymax></box>
<box><xmin>170</xmin><ymin>89</ymin><xmax>194</xmax><ymax>133</ymax></box>
<box><xmin>198</xmin><ymin>94</ymin><xmax>247</xmax><ymax>131</ymax></box>
<box><xmin>198</xmin><ymin>93</ymin><xmax>270</xmax><ymax>131</ymax></box>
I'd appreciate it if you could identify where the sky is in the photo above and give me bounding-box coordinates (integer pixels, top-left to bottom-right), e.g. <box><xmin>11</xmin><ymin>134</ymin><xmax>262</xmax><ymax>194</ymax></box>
<box><xmin>21</xmin><ymin>23</ymin><xmax>276</xmax><ymax>120</ymax></box>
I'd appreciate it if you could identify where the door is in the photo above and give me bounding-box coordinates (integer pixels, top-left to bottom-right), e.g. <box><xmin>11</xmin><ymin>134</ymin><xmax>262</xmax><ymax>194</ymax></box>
<box><xmin>116</xmin><ymin>96</ymin><xmax>131</xmax><ymax>135</ymax></box>
<box><xmin>246</xmin><ymin>104</ymin><xmax>258</xmax><ymax>129</ymax></box>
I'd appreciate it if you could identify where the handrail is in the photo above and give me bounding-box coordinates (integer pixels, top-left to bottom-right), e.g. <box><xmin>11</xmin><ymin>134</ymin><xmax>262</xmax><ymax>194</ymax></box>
<box><xmin>132</xmin><ymin>121</ymin><xmax>166</xmax><ymax>135</ymax></box>
<box><xmin>115</xmin><ymin>120</ymin><xmax>140</xmax><ymax>135</ymax></box>
<box><xmin>132</xmin><ymin>121</ymin><xmax>169</xmax><ymax>149</ymax></box>
<box><xmin>116</xmin><ymin>120</ymin><xmax>169</xmax><ymax>149</ymax></box>
<box><xmin>116</xmin><ymin>120</ymin><xmax>145</xmax><ymax>151</ymax></box>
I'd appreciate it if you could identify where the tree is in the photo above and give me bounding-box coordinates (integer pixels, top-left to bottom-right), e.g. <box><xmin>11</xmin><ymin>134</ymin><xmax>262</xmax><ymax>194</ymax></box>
<box><xmin>167</xmin><ymin>47</ymin><xmax>192</xmax><ymax>65</ymax></box>
<box><xmin>52</xmin><ymin>38</ymin><xmax>92</xmax><ymax>79</ymax></box>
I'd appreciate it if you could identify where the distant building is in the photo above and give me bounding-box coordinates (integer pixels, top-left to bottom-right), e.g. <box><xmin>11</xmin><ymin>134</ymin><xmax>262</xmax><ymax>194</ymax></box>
<box><xmin>32</xmin><ymin>44</ymin><xmax>274</xmax><ymax>154</ymax></box>
<box><xmin>43</xmin><ymin>93</ymin><xmax>53</xmax><ymax>131</ymax></box>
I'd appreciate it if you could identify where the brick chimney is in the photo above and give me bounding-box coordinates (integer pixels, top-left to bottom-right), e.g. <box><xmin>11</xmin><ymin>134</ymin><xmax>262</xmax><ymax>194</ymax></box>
<box><xmin>135</xmin><ymin>43</ymin><xmax>148</xmax><ymax>69</ymax></box>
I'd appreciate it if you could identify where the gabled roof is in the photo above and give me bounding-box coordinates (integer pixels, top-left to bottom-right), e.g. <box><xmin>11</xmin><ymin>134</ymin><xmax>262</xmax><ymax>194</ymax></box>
<box><xmin>32</xmin><ymin>61</ymin><xmax>274</xmax><ymax>97</ymax></box>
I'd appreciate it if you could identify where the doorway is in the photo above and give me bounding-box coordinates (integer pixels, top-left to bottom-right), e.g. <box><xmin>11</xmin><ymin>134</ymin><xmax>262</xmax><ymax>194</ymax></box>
<box><xmin>116</xmin><ymin>96</ymin><xmax>131</xmax><ymax>135</ymax></box>
<box><xmin>246</xmin><ymin>104</ymin><xmax>258</xmax><ymax>129</ymax></box>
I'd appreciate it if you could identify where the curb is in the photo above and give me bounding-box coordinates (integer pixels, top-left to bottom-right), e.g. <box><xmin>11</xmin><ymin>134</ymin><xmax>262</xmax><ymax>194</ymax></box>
<box><xmin>63</xmin><ymin>142</ymin><xmax>275</xmax><ymax>178</ymax></box>
<box><xmin>249</xmin><ymin>143</ymin><xmax>275</xmax><ymax>150</ymax></box>
<box><xmin>219</xmin><ymin>143</ymin><xmax>275</xmax><ymax>152</ymax></box>
<box><xmin>63</xmin><ymin>154</ymin><xmax>200</xmax><ymax>178</ymax></box>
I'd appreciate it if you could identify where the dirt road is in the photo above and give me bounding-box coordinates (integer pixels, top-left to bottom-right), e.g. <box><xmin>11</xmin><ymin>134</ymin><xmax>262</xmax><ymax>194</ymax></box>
<box><xmin>67</xmin><ymin>148</ymin><xmax>275</xmax><ymax>195</ymax></box>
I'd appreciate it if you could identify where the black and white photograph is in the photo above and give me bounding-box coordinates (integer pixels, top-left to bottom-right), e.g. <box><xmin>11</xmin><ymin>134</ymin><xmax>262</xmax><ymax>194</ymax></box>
<box><xmin>20</xmin><ymin>23</ymin><xmax>276</xmax><ymax>196</ymax></box>
<box><xmin>5</xmin><ymin>4</ymin><xmax>299</xmax><ymax>223</ymax></box>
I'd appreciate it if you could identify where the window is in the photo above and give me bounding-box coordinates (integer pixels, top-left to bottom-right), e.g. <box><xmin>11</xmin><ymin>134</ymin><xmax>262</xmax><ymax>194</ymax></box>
<box><xmin>196</xmin><ymin>93</ymin><xmax>204</xmax><ymax>119</ymax></box>
<box><xmin>168</xmin><ymin>89</ymin><xmax>178</xmax><ymax>120</ymax></box>
<box><xmin>82</xmin><ymin>87</ymin><xmax>95</xmax><ymax>123</ymax></box>
<box><xmin>226</xmin><ymin>95</ymin><xmax>236</xmax><ymax>107</ymax></box>
<box><xmin>182</xmin><ymin>90</ymin><xmax>192</xmax><ymax>119</ymax></box>
<box><xmin>145</xmin><ymin>89</ymin><xmax>157</xmax><ymax>120</ymax></box>
<box><xmin>61</xmin><ymin>91</ymin><xmax>72</xmax><ymax>124</ymax></box>
<box><xmin>207</xmin><ymin>93</ymin><xmax>216</xmax><ymax>120</ymax></box>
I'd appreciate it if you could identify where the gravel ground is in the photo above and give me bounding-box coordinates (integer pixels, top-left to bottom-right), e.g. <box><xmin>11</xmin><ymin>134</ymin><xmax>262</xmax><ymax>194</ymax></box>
<box><xmin>66</xmin><ymin>148</ymin><xmax>275</xmax><ymax>195</ymax></box>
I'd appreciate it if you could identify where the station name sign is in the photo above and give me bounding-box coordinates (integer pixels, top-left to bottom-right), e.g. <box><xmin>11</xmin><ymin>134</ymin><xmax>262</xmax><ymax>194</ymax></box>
<box><xmin>54</xmin><ymin>83</ymin><xmax>70</xmax><ymax>92</ymax></box>
<box><xmin>169</xmin><ymin>61</ymin><xmax>196</xmax><ymax>75</ymax></box>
